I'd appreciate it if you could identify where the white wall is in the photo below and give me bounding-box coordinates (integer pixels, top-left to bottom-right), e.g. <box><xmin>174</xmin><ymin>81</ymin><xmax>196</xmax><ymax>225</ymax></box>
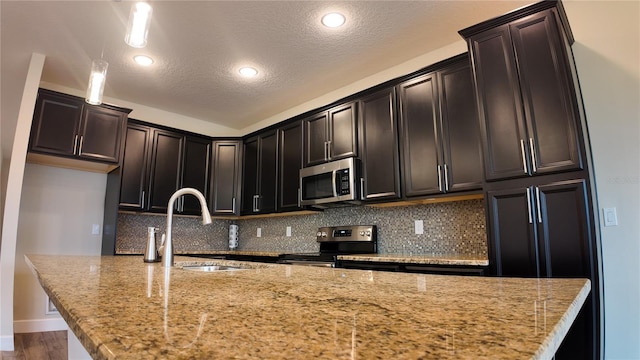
<box><xmin>564</xmin><ymin>2</ymin><xmax>640</xmax><ymax>359</ymax></box>
<box><xmin>0</xmin><ymin>53</ymin><xmax>44</xmax><ymax>350</ymax></box>
<box><xmin>14</xmin><ymin>164</ymin><xmax>106</xmax><ymax>332</ymax></box>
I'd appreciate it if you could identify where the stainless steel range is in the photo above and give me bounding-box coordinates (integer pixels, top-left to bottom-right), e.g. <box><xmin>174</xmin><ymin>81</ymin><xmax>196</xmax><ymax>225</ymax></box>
<box><xmin>278</xmin><ymin>225</ymin><xmax>377</xmax><ymax>267</ymax></box>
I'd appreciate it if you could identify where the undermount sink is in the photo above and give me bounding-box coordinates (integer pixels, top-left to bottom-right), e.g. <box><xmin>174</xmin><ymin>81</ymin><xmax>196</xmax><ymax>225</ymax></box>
<box><xmin>181</xmin><ymin>265</ymin><xmax>248</xmax><ymax>272</ymax></box>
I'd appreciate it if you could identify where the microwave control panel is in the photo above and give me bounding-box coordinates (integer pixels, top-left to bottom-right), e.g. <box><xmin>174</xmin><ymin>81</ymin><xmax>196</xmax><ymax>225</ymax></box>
<box><xmin>338</xmin><ymin>169</ymin><xmax>351</xmax><ymax>195</ymax></box>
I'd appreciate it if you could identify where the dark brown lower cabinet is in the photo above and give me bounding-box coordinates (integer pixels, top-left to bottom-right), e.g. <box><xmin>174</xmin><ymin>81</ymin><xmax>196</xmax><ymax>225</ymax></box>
<box><xmin>486</xmin><ymin>174</ymin><xmax>598</xmax><ymax>360</ymax></box>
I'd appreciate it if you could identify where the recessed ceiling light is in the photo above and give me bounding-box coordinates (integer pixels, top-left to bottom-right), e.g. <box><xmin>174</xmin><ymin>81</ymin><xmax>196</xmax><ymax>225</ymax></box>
<box><xmin>133</xmin><ymin>55</ymin><xmax>154</xmax><ymax>66</ymax></box>
<box><xmin>321</xmin><ymin>12</ymin><xmax>346</xmax><ymax>28</ymax></box>
<box><xmin>239</xmin><ymin>67</ymin><xmax>258</xmax><ymax>78</ymax></box>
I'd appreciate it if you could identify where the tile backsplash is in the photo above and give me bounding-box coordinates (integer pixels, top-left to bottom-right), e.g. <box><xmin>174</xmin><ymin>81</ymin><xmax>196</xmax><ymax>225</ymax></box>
<box><xmin>116</xmin><ymin>199</ymin><xmax>487</xmax><ymax>258</ymax></box>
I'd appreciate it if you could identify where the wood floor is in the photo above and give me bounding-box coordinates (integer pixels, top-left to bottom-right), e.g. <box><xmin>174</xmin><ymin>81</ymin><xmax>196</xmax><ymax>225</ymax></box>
<box><xmin>0</xmin><ymin>331</ymin><xmax>67</xmax><ymax>360</ymax></box>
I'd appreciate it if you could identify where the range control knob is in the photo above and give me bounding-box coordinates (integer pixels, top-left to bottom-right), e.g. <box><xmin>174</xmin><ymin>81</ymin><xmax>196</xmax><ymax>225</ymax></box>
<box><xmin>320</xmin><ymin>231</ymin><xmax>328</xmax><ymax>238</ymax></box>
<box><xmin>366</xmin><ymin>231</ymin><xmax>371</xmax><ymax>237</ymax></box>
<box><xmin>316</xmin><ymin>231</ymin><xmax>323</xmax><ymax>237</ymax></box>
<box><xmin>359</xmin><ymin>231</ymin><xmax>365</xmax><ymax>236</ymax></box>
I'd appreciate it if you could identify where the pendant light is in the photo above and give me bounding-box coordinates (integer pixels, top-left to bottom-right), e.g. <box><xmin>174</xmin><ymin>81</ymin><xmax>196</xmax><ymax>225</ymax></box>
<box><xmin>125</xmin><ymin>2</ymin><xmax>153</xmax><ymax>48</ymax></box>
<box><xmin>85</xmin><ymin>59</ymin><xmax>108</xmax><ymax>105</ymax></box>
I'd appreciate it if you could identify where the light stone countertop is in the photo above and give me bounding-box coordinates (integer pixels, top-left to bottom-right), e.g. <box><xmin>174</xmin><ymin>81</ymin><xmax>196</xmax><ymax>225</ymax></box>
<box><xmin>337</xmin><ymin>253</ymin><xmax>489</xmax><ymax>266</ymax></box>
<box><xmin>26</xmin><ymin>255</ymin><xmax>588</xmax><ymax>360</ymax></box>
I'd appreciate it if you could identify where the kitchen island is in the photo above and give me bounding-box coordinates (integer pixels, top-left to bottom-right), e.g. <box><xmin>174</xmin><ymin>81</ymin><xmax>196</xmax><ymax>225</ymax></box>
<box><xmin>26</xmin><ymin>255</ymin><xmax>589</xmax><ymax>359</ymax></box>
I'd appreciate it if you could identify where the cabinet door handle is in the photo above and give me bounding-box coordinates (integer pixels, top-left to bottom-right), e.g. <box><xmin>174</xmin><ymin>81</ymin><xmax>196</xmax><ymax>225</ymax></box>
<box><xmin>519</xmin><ymin>139</ymin><xmax>528</xmax><ymax>174</ymax></box>
<box><xmin>232</xmin><ymin>197</ymin><xmax>236</xmax><ymax>214</ymax></box>
<box><xmin>253</xmin><ymin>195</ymin><xmax>260</xmax><ymax>212</ymax></box>
<box><xmin>529</xmin><ymin>138</ymin><xmax>538</xmax><ymax>173</ymax></box>
<box><xmin>73</xmin><ymin>135</ymin><xmax>79</xmax><ymax>155</ymax></box>
<box><xmin>141</xmin><ymin>190</ymin><xmax>145</xmax><ymax>208</ymax></box>
<box><xmin>360</xmin><ymin>178</ymin><xmax>365</xmax><ymax>201</ymax></box>
<box><xmin>443</xmin><ymin>164</ymin><xmax>449</xmax><ymax>192</ymax></box>
<box><xmin>324</xmin><ymin>141</ymin><xmax>328</xmax><ymax>161</ymax></box>
<box><xmin>535</xmin><ymin>187</ymin><xmax>542</xmax><ymax>223</ymax></box>
<box><xmin>326</xmin><ymin>140</ymin><xmax>332</xmax><ymax>160</ymax></box>
<box><xmin>437</xmin><ymin>165</ymin><xmax>443</xmax><ymax>192</ymax></box>
<box><xmin>297</xmin><ymin>188</ymin><xmax>301</xmax><ymax>208</ymax></box>
<box><xmin>78</xmin><ymin>136</ymin><xmax>84</xmax><ymax>155</ymax></box>
<box><xmin>526</xmin><ymin>187</ymin><xmax>533</xmax><ymax>224</ymax></box>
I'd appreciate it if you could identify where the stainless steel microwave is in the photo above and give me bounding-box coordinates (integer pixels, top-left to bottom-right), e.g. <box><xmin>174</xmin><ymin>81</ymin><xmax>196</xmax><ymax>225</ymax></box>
<box><xmin>299</xmin><ymin>157</ymin><xmax>361</xmax><ymax>207</ymax></box>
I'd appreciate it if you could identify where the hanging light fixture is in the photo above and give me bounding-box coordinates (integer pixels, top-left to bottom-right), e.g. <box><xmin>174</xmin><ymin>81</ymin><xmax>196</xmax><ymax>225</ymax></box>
<box><xmin>85</xmin><ymin>59</ymin><xmax>108</xmax><ymax>105</ymax></box>
<box><xmin>125</xmin><ymin>2</ymin><xmax>153</xmax><ymax>48</ymax></box>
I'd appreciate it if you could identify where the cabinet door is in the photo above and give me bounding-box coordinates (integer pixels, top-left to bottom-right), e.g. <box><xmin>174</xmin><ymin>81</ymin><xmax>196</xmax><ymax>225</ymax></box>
<box><xmin>359</xmin><ymin>87</ymin><xmax>400</xmax><ymax>201</ymax></box>
<box><xmin>257</xmin><ymin>131</ymin><xmax>278</xmax><ymax>214</ymax></box>
<box><xmin>536</xmin><ymin>178</ymin><xmax>595</xmax><ymax>360</ymax></box>
<box><xmin>278</xmin><ymin>121</ymin><xmax>303</xmax><ymax>211</ymax></box>
<box><xmin>535</xmin><ymin>179</ymin><xmax>592</xmax><ymax>279</ymax></box>
<box><xmin>510</xmin><ymin>10</ymin><xmax>582</xmax><ymax>174</ymax></box>
<box><xmin>486</xmin><ymin>187</ymin><xmax>539</xmax><ymax>277</ymax></box>
<box><xmin>469</xmin><ymin>24</ymin><xmax>530</xmax><ymax>180</ymax></box>
<box><xmin>29</xmin><ymin>91</ymin><xmax>83</xmax><ymax>157</ymax></box>
<box><xmin>328</xmin><ymin>102</ymin><xmax>357</xmax><ymax>161</ymax></box>
<box><xmin>147</xmin><ymin>130</ymin><xmax>184</xmax><ymax>212</ymax></box>
<box><xmin>399</xmin><ymin>73</ymin><xmax>442</xmax><ymax>197</ymax></box>
<box><xmin>242</xmin><ymin>137</ymin><xmax>259</xmax><ymax>214</ymax></box>
<box><xmin>119</xmin><ymin>123</ymin><xmax>152</xmax><ymax>211</ymax></box>
<box><xmin>181</xmin><ymin>136</ymin><xmax>211</xmax><ymax>215</ymax></box>
<box><xmin>211</xmin><ymin>141</ymin><xmax>241</xmax><ymax>215</ymax></box>
<box><xmin>438</xmin><ymin>60</ymin><xmax>483</xmax><ymax>192</ymax></box>
<box><xmin>303</xmin><ymin>112</ymin><xmax>328</xmax><ymax>166</ymax></box>
<box><xmin>78</xmin><ymin>105</ymin><xmax>126</xmax><ymax>163</ymax></box>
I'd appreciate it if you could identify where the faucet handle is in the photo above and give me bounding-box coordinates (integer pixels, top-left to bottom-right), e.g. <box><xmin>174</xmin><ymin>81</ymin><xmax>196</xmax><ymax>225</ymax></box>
<box><xmin>158</xmin><ymin>233</ymin><xmax>166</xmax><ymax>254</ymax></box>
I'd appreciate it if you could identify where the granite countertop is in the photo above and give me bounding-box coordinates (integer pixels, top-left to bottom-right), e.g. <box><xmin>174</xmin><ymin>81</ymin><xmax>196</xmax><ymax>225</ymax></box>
<box><xmin>116</xmin><ymin>249</ymin><xmax>284</xmax><ymax>257</ymax></box>
<box><xmin>337</xmin><ymin>253</ymin><xmax>489</xmax><ymax>266</ymax></box>
<box><xmin>119</xmin><ymin>249</ymin><xmax>488</xmax><ymax>266</ymax></box>
<box><xmin>26</xmin><ymin>255</ymin><xmax>589</xmax><ymax>359</ymax></box>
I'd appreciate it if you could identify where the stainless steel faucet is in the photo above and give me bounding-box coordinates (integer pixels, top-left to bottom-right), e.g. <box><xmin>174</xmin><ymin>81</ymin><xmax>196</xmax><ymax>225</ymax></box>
<box><xmin>162</xmin><ymin>188</ymin><xmax>212</xmax><ymax>267</ymax></box>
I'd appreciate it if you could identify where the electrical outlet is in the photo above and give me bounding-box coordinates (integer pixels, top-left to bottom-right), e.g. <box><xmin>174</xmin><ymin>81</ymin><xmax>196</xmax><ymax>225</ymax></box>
<box><xmin>91</xmin><ymin>224</ymin><xmax>100</xmax><ymax>235</ymax></box>
<box><xmin>414</xmin><ymin>220</ymin><xmax>424</xmax><ymax>235</ymax></box>
<box><xmin>603</xmin><ymin>207</ymin><xmax>618</xmax><ymax>227</ymax></box>
<box><xmin>286</xmin><ymin>226</ymin><xmax>292</xmax><ymax>237</ymax></box>
<box><xmin>257</xmin><ymin>227</ymin><xmax>262</xmax><ymax>237</ymax></box>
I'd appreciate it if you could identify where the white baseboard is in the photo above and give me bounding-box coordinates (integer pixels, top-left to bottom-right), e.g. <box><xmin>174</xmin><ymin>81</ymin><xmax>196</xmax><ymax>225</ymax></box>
<box><xmin>0</xmin><ymin>335</ymin><xmax>15</xmax><ymax>351</ymax></box>
<box><xmin>14</xmin><ymin>318</ymin><xmax>68</xmax><ymax>333</ymax></box>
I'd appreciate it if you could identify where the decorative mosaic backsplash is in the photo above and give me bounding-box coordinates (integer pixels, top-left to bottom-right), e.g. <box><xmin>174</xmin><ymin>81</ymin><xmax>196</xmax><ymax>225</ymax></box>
<box><xmin>116</xmin><ymin>199</ymin><xmax>487</xmax><ymax>258</ymax></box>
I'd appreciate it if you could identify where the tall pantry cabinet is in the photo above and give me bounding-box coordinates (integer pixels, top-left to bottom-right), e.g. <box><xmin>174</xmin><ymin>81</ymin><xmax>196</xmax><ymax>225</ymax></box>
<box><xmin>460</xmin><ymin>1</ymin><xmax>600</xmax><ymax>359</ymax></box>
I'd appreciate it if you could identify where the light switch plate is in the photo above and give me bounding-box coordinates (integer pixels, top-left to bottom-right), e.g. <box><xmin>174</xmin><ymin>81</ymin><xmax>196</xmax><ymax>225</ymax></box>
<box><xmin>286</xmin><ymin>226</ymin><xmax>292</xmax><ymax>237</ymax></box>
<box><xmin>414</xmin><ymin>220</ymin><xmax>424</xmax><ymax>235</ymax></box>
<box><xmin>257</xmin><ymin>227</ymin><xmax>262</xmax><ymax>237</ymax></box>
<box><xmin>91</xmin><ymin>224</ymin><xmax>100</xmax><ymax>235</ymax></box>
<box><xmin>603</xmin><ymin>207</ymin><xmax>618</xmax><ymax>227</ymax></box>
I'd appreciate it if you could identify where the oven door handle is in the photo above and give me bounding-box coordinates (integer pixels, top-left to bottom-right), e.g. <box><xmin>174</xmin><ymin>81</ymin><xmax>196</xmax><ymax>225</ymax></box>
<box><xmin>278</xmin><ymin>260</ymin><xmax>335</xmax><ymax>268</ymax></box>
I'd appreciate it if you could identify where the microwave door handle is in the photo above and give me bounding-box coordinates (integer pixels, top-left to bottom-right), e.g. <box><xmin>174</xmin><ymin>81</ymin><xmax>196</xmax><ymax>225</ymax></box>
<box><xmin>332</xmin><ymin>171</ymin><xmax>338</xmax><ymax>197</ymax></box>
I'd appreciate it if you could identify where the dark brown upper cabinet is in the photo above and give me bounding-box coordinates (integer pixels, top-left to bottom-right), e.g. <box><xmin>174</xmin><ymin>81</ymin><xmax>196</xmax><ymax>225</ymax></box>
<box><xmin>29</xmin><ymin>89</ymin><xmax>130</xmax><ymax>164</ymax></box>
<box><xmin>398</xmin><ymin>57</ymin><xmax>483</xmax><ymax>198</ymax></box>
<box><xmin>278</xmin><ymin>121</ymin><xmax>304</xmax><ymax>212</ymax></box>
<box><xmin>460</xmin><ymin>7</ymin><xmax>583</xmax><ymax>181</ymax></box>
<box><xmin>210</xmin><ymin>140</ymin><xmax>242</xmax><ymax>216</ymax></box>
<box><xmin>119</xmin><ymin>122</ymin><xmax>153</xmax><ymax>211</ymax></box>
<box><xmin>242</xmin><ymin>130</ymin><xmax>278</xmax><ymax>214</ymax></box>
<box><xmin>358</xmin><ymin>87</ymin><xmax>401</xmax><ymax>201</ymax></box>
<box><xmin>118</xmin><ymin>120</ymin><xmax>211</xmax><ymax>214</ymax></box>
<box><xmin>303</xmin><ymin>102</ymin><xmax>357</xmax><ymax>167</ymax></box>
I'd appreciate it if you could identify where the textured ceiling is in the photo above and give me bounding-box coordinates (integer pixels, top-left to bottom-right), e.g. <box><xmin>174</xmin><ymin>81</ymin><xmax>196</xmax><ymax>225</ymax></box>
<box><xmin>1</xmin><ymin>1</ymin><xmax>532</xmax><ymax>132</ymax></box>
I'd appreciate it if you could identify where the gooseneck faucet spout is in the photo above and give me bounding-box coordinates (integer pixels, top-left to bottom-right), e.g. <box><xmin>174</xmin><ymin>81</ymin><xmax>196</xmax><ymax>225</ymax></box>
<box><xmin>162</xmin><ymin>188</ymin><xmax>212</xmax><ymax>267</ymax></box>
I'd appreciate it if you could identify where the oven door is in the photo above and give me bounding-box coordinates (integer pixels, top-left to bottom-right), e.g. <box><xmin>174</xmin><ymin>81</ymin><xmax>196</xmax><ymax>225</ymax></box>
<box><xmin>278</xmin><ymin>259</ymin><xmax>335</xmax><ymax>268</ymax></box>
